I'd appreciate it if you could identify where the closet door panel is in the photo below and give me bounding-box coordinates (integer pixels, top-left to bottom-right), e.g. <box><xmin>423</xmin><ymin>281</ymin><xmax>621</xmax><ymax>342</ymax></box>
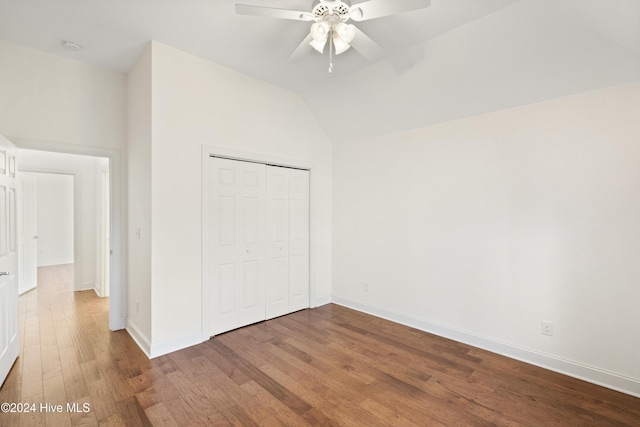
<box><xmin>265</xmin><ymin>166</ymin><xmax>290</xmax><ymax>319</ymax></box>
<box><xmin>265</xmin><ymin>166</ymin><xmax>309</xmax><ymax>318</ymax></box>
<box><xmin>287</xmin><ymin>169</ymin><xmax>310</xmax><ymax>312</ymax></box>
<box><xmin>208</xmin><ymin>157</ymin><xmax>266</xmax><ymax>336</ymax></box>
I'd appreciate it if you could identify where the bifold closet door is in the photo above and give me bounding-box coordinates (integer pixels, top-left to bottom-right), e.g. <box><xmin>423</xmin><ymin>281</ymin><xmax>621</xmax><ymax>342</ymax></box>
<box><xmin>207</xmin><ymin>157</ymin><xmax>310</xmax><ymax>337</ymax></box>
<box><xmin>208</xmin><ymin>157</ymin><xmax>266</xmax><ymax>336</ymax></box>
<box><xmin>265</xmin><ymin>166</ymin><xmax>310</xmax><ymax>319</ymax></box>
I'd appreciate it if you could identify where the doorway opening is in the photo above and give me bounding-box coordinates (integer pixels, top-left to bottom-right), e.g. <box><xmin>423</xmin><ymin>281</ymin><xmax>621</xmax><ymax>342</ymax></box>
<box><xmin>17</xmin><ymin>171</ymin><xmax>75</xmax><ymax>295</ymax></box>
<box><xmin>16</xmin><ymin>148</ymin><xmax>116</xmax><ymax>327</ymax></box>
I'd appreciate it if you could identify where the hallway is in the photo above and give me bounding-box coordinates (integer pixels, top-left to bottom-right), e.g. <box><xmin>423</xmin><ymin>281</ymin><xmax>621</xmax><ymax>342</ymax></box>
<box><xmin>0</xmin><ymin>264</ymin><xmax>150</xmax><ymax>425</ymax></box>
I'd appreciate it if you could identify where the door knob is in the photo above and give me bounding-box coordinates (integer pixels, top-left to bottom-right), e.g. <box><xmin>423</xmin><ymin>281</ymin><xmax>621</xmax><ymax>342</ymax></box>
<box><xmin>0</xmin><ymin>272</ymin><xmax>9</xmax><ymax>276</ymax></box>
<box><xmin>33</xmin><ymin>235</ymin><xmax>39</xmax><ymax>239</ymax></box>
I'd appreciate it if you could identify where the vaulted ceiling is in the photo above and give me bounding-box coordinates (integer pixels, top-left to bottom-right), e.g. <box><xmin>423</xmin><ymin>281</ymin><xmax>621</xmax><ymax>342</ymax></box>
<box><xmin>1</xmin><ymin>0</ymin><xmax>639</xmax><ymax>143</ymax></box>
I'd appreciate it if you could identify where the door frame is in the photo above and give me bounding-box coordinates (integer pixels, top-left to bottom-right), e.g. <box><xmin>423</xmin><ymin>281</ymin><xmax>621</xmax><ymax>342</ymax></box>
<box><xmin>11</xmin><ymin>138</ymin><xmax>125</xmax><ymax>331</ymax></box>
<box><xmin>201</xmin><ymin>145</ymin><xmax>317</xmax><ymax>340</ymax></box>
<box><xmin>99</xmin><ymin>166</ymin><xmax>110</xmax><ymax>298</ymax></box>
<box><xmin>16</xmin><ymin>171</ymin><xmax>38</xmax><ymax>295</ymax></box>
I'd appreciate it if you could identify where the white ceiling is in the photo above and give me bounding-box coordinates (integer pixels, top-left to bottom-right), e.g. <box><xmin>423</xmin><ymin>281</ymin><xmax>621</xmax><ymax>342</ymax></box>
<box><xmin>1</xmin><ymin>0</ymin><xmax>639</xmax><ymax>142</ymax></box>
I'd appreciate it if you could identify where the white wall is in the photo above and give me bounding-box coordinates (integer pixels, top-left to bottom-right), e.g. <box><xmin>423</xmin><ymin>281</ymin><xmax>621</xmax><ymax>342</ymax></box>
<box><xmin>33</xmin><ymin>172</ymin><xmax>74</xmax><ymax>266</ymax></box>
<box><xmin>0</xmin><ymin>40</ymin><xmax>127</xmax><ymax>329</ymax></box>
<box><xmin>332</xmin><ymin>82</ymin><xmax>640</xmax><ymax>396</ymax></box>
<box><xmin>126</xmin><ymin>44</ymin><xmax>153</xmax><ymax>348</ymax></box>
<box><xmin>17</xmin><ymin>150</ymin><xmax>107</xmax><ymax>292</ymax></box>
<box><xmin>146</xmin><ymin>42</ymin><xmax>332</xmax><ymax>356</ymax></box>
<box><xmin>0</xmin><ymin>40</ymin><xmax>126</xmax><ymax>149</ymax></box>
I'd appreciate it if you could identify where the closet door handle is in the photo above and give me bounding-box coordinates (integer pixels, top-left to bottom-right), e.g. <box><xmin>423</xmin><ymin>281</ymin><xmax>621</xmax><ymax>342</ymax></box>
<box><xmin>0</xmin><ymin>272</ymin><xmax>9</xmax><ymax>276</ymax></box>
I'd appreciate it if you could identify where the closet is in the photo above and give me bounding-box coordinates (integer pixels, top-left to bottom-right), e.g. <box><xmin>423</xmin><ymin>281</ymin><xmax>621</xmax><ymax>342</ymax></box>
<box><xmin>206</xmin><ymin>156</ymin><xmax>309</xmax><ymax>336</ymax></box>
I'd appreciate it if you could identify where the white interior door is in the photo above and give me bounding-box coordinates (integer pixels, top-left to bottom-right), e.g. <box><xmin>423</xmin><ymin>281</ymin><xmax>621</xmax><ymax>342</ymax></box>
<box><xmin>100</xmin><ymin>167</ymin><xmax>110</xmax><ymax>297</ymax></box>
<box><xmin>208</xmin><ymin>157</ymin><xmax>266</xmax><ymax>336</ymax></box>
<box><xmin>265</xmin><ymin>166</ymin><xmax>310</xmax><ymax>318</ymax></box>
<box><xmin>17</xmin><ymin>172</ymin><xmax>37</xmax><ymax>295</ymax></box>
<box><xmin>0</xmin><ymin>135</ymin><xmax>19</xmax><ymax>387</ymax></box>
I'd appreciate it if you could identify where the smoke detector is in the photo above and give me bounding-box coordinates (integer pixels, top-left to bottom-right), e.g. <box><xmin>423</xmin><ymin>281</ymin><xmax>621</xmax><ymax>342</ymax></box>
<box><xmin>62</xmin><ymin>40</ymin><xmax>83</xmax><ymax>51</ymax></box>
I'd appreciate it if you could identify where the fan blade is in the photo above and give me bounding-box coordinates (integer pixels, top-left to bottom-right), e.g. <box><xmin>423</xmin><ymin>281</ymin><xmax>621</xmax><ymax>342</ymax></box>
<box><xmin>350</xmin><ymin>0</ymin><xmax>430</xmax><ymax>21</ymax></box>
<box><xmin>350</xmin><ymin>28</ymin><xmax>384</xmax><ymax>59</ymax></box>
<box><xmin>287</xmin><ymin>33</ymin><xmax>314</xmax><ymax>62</ymax></box>
<box><xmin>235</xmin><ymin>4</ymin><xmax>314</xmax><ymax>21</ymax></box>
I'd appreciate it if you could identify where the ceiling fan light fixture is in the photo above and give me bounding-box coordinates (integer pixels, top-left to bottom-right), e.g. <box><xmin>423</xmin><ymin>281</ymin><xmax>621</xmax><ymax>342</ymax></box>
<box><xmin>310</xmin><ymin>21</ymin><xmax>330</xmax><ymax>53</ymax></box>
<box><xmin>235</xmin><ymin>0</ymin><xmax>432</xmax><ymax>70</ymax></box>
<box><xmin>309</xmin><ymin>38</ymin><xmax>328</xmax><ymax>53</ymax></box>
<box><xmin>334</xmin><ymin>22</ymin><xmax>356</xmax><ymax>43</ymax></box>
<box><xmin>332</xmin><ymin>22</ymin><xmax>355</xmax><ymax>55</ymax></box>
<box><xmin>310</xmin><ymin>21</ymin><xmax>330</xmax><ymax>41</ymax></box>
<box><xmin>332</xmin><ymin>36</ymin><xmax>351</xmax><ymax>55</ymax></box>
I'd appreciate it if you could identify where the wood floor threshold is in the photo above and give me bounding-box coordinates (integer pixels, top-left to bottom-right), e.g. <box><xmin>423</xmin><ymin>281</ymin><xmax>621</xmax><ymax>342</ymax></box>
<box><xmin>1</xmin><ymin>264</ymin><xmax>639</xmax><ymax>426</ymax></box>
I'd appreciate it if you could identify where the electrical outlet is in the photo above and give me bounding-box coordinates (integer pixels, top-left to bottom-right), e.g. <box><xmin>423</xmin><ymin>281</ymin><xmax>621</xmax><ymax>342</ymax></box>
<box><xmin>541</xmin><ymin>320</ymin><xmax>554</xmax><ymax>336</ymax></box>
<box><xmin>363</xmin><ymin>282</ymin><xmax>370</xmax><ymax>292</ymax></box>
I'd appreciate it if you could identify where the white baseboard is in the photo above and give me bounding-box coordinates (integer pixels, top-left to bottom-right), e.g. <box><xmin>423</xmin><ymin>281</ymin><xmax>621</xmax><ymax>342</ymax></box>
<box><xmin>149</xmin><ymin>332</ymin><xmax>204</xmax><ymax>359</ymax></box>
<box><xmin>18</xmin><ymin>283</ymin><xmax>37</xmax><ymax>296</ymax></box>
<box><xmin>112</xmin><ymin>316</ymin><xmax>127</xmax><ymax>332</ymax></box>
<box><xmin>332</xmin><ymin>296</ymin><xmax>640</xmax><ymax>398</ymax></box>
<box><xmin>125</xmin><ymin>320</ymin><xmax>151</xmax><ymax>358</ymax></box>
<box><xmin>78</xmin><ymin>281</ymin><xmax>95</xmax><ymax>292</ymax></box>
<box><xmin>126</xmin><ymin>322</ymin><xmax>206</xmax><ymax>359</ymax></box>
<box><xmin>313</xmin><ymin>295</ymin><xmax>332</xmax><ymax>308</ymax></box>
<box><xmin>93</xmin><ymin>287</ymin><xmax>109</xmax><ymax>298</ymax></box>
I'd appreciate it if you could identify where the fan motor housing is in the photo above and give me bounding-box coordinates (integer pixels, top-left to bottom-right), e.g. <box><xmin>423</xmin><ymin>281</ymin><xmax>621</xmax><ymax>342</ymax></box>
<box><xmin>312</xmin><ymin>0</ymin><xmax>351</xmax><ymax>21</ymax></box>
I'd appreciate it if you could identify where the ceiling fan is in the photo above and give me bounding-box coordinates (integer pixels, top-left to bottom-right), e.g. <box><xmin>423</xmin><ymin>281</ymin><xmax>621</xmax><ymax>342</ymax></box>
<box><xmin>235</xmin><ymin>0</ymin><xmax>431</xmax><ymax>72</ymax></box>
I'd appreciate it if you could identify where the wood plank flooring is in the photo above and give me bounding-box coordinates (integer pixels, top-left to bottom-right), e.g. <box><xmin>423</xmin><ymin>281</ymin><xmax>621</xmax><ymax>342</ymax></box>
<box><xmin>1</xmin><ymin>264</ymin><xmax>639</xmax><ymax>426</ymax></box>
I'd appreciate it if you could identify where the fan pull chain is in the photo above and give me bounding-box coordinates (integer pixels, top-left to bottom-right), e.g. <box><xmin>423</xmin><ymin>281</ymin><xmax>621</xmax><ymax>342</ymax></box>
<box><xmin>328</xmin><ymin>30</ymin><xmax>334</xmax><ymax>73</ymax></box>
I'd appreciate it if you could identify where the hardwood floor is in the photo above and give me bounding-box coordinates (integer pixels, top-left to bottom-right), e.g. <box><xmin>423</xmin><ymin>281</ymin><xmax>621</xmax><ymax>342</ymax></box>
<box><xmin>1</xmin><ymin>265</ymin><xmax>639</xmax><ymax>426</ymax></box>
